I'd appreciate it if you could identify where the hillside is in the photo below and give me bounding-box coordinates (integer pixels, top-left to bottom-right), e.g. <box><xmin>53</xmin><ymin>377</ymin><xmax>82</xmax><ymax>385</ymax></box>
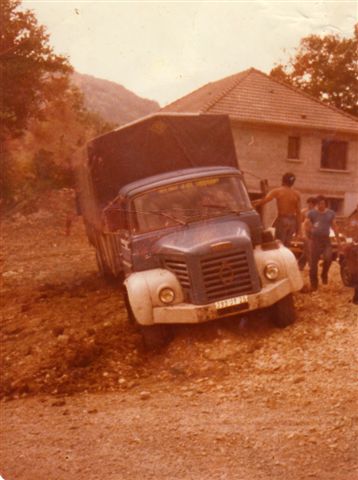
<box><xmin>72</xmin><ymin>72</ymin><xmax>160</xmax><ymax>126</ymax></box>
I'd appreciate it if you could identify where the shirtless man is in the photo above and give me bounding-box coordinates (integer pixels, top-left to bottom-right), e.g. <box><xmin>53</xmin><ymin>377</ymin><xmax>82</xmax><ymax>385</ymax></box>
<box><xmin>253</xmin><ymin>172</ymin><xmax>301</xmax><ymax>247</ymax></box>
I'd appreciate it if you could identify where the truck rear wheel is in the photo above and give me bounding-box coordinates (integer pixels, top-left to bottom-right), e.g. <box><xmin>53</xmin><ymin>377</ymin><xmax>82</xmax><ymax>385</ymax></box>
<box><xmin>96</xmin><ymin>250</ymin><xmax>116</xmax><ymax>282</ymax></box>
<box><xmin>271</xmin><ymin>294</ymin><xmax>296</xmax><ymax>328</ymax></box>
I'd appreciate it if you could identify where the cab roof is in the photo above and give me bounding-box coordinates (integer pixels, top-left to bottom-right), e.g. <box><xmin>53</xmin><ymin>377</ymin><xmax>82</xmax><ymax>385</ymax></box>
<box><xmin>120</xmin><ymin>166</ymin><xmax>243</xmax><ymax>198</ymax></box>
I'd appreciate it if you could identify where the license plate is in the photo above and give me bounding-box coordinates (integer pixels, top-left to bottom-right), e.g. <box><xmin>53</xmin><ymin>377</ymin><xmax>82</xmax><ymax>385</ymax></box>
<box><xmin>215</xmin><ymin>295</ymin><xmax>249</xmax><ymax>310</ymax></box>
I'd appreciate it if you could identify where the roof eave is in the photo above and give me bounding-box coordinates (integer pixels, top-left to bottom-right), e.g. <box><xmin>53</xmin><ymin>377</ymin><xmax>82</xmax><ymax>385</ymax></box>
<box><xmin>229</xmin><ymin>116</ymin><xmax>358</xmax><ymax>136</ymax></box>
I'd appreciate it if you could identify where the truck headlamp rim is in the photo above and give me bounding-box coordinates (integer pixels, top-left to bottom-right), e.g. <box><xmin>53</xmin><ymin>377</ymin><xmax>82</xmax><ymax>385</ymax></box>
<box><xmin>264</xmin><ymin>263</ymin><xmax>279</xmax><ymax>281</ymax></box>
<box><xmin>158</xmin><ymin>287</ymin><xmax>175</xmax><ymax>304</ymax></box>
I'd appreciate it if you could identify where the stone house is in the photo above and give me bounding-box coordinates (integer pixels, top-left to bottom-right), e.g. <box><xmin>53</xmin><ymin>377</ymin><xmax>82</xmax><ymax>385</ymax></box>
<box><xmin>162</xmin><ymin>68</ymin><xmax>358</xmax><ymax>225</ymax></box>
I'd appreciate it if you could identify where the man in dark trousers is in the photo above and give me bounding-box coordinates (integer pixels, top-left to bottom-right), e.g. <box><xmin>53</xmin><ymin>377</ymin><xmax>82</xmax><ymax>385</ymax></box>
<box><xmin>298</xmin><ymin>196</ymin><xmax>318</xmax><ymax>270</ymax></box>
<box><xmin>305</xmin><ymin>195</ymin><xmax>341</xmax><ymax>290</ymax></box>
<box><xmin>253</xmin><ymin>172</ymin><xmax>301</xmax><ymax>247</ymax></box>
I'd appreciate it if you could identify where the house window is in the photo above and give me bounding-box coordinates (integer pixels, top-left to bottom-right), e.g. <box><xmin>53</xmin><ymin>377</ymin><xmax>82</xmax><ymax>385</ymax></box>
<box><xmin>321</xmin><ymin>140</ymin><xmax>348</xmax><ymax>170</ymax></box>
<box><xmin>287</xmin><ymin>136</ymin><xmax>300</xmax><ymax>159</ymax></box>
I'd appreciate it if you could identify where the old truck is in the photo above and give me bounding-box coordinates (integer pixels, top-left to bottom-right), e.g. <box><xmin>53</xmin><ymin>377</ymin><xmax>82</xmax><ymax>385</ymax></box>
<box><xmin>76</xmin><ymin>113</ymin><xmax>303</xmax><ymax>347</ymax></box>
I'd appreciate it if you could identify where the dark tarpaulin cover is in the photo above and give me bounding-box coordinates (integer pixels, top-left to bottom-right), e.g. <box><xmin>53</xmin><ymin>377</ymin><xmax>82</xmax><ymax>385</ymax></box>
<box><xmin>87</xmin><ymin>113</ymin><xmax>238</xmax><ymax>207</ymax></box>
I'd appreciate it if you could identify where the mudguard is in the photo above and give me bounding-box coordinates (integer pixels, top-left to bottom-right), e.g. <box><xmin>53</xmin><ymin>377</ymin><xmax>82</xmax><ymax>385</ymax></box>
<box><xmin>254</xmin><ymin>244</ymin><xmax>303</xmax><ymax>292</ymax></box>
<box><xmin>124</xmin><ymin>269</ymin><xmax>184</xmax><ymax>325</ymax></box>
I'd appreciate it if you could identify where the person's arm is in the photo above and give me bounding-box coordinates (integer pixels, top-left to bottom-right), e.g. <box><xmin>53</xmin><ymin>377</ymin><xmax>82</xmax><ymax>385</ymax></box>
<box><xmin>300</xmin><ymin>207</ymin><xmax>307</xmax><ymax>223</ymax></box>
<box><xmin>303</xmin><ymin>217</ymin><xmax>312</xmax><ymax>237</ymax></box>
<box><xmin>252</xmin><ymin>189</ymin><xmax>277</xmax><ymax>208</ymax></box>
<box><xmin>305</xmin><ymin>209</ymin><xmax>314</xmax><ymax>237</ymax></box>
<box><xmin>301</xmin><ymin>209</ymin><xmax>311</xmax><ymax>237</ymax></box>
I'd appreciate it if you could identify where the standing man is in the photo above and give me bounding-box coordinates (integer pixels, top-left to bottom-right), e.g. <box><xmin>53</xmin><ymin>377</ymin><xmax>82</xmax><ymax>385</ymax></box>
<box><xmin>306</xmin><ymin>195</ymin><xmax>341</xmax><ymax>290</ymax></box>
<box><xmin>298</xmin><ymin>196</ymin><xmax>318</xmax><ymax>270</ymax></box>
<box><xmin>253</xmin><ymin>172</ymin><xmax>301</xmax><ymax>247</ymax></box>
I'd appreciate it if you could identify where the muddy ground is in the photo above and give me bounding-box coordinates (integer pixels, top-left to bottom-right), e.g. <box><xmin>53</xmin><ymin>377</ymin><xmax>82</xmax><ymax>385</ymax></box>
<box><xmin>1</xmin><ymin>190</ymin><xmax>357</xmax><ymax>480</ymax></box>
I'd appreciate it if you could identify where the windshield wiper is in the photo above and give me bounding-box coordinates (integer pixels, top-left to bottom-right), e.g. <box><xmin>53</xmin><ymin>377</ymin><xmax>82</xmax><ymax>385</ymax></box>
<box><xmin>146</xmin><ymin>209</ymin><xmax>187</xmax><ymax>226</ymax></box>
<box><xmin>102</xmin><ymin>205</ymin><xmax>187</xmax><ymax>227</ymax></box>
<box><xmin>201</xmin><ymin>204</ymin><xmax>241</xmax><ymax>215</ymax></box>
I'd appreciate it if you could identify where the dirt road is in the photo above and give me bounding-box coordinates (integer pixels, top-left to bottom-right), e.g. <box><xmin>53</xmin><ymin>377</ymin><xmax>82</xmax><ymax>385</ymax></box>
<box><xmin>1</xmin><ymin>190</ymin><xmax>357</xmax><ymax>479</ymax></box>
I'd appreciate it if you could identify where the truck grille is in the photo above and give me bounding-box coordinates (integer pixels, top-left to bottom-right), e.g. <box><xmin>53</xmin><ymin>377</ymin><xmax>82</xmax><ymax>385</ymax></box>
<box><xmin>163</xmin><ymin>258</ymin><xmax>191</xmax><ymax>290</ymax></box>
<box><xmin>163</xmin><ymin>249</ymin><xmax>256</xmax><ymax>304</ymax></box>
<box><xmin>200</xmin><ymin>250</ymin><xmax>253</xmax><ymax>302</ymax></box>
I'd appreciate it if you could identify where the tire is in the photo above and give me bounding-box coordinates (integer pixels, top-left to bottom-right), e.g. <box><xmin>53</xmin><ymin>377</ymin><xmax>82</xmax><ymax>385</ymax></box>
<box><xmin>271</xmin><ymin>294</ymin><xmax>296</xmax><ymax>328</ymax></box>
<box><xmin>96</xmin><ymin>250</ymin><xmax>116</xmax><ymax>282</ymax></box>
<box><xmin>124</xmin><ymin>289</ymin><xmax>172</xmax><ymax>349</ymax></box>
<box><xmin>123</xmin><ymin>290</ymin><xmax>135</xmax><ymax>324</ymax></box>
<box><xmin>140</xmin><ymin>324</ymin><xmax>172</xmax><ymax>350</ymax></box>
<box><xmin>340</xmin><ymin>258</ymin><xmax>353</xmax><ymax>287</ymax></box>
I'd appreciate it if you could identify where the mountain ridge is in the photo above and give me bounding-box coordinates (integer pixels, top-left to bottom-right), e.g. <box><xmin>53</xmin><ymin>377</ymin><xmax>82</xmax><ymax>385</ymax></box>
<box><xmin>72</xmin><ymin>72</ymin><xmax>160</xmax><ymax>126</ymax></box>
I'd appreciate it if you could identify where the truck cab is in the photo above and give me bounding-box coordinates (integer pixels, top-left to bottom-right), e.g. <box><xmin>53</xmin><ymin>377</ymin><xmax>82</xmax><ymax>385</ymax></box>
<box><xmin>103</xmin><ymin>165</ymin><xmax>303</xmax><ymax>347</ymax></box>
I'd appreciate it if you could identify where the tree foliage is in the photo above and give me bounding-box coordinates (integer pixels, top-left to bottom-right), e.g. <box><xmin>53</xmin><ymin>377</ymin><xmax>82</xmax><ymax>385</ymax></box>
<box><xmin>0</xmin><ymin>0</ymin><xmax>72</xmax><ymax>138</ymax></box>
<box><xmin>0</xmin><ymin>0</ymin><xmax>112</xmax><ymax>204</ymax></box>
<box><xmin>270</xmin><ymin>25</ymin><xmax>358</xmax><ymax>117</ymax></box>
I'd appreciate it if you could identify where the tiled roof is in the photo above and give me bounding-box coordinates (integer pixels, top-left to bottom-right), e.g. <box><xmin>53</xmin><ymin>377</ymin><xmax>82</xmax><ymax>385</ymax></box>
<box><xmin>162</xmin><ymin>68</ymin><xmax>358</xmax><ymax>134</ymax></box>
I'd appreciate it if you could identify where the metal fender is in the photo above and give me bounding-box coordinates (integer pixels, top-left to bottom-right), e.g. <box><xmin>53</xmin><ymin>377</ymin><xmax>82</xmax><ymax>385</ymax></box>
<box><xmin>254</xmin><ymin>245</ymin><xmax>303</xmax><ymax>292</ymax></box>
<box><xmin>124</xmin><ymin>269</ymin><xmax>184</xmax><ymax>325</ymax></box>
<box><xmin>278</xmin><ymin>246</ymin><xmax>303</xmax><ymax>291</ymax></box>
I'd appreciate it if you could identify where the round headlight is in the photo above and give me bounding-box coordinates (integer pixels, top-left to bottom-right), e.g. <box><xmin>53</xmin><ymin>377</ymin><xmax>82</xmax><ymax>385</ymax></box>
<box><xmin>264</xmin><ymin>263</ymin><xmax>279</xmax><ymax>281</ymax></box>
<box><xmin>159</xmin><ymin>287</ymin><xmax>175</xmax><ymax>304</ymax></box>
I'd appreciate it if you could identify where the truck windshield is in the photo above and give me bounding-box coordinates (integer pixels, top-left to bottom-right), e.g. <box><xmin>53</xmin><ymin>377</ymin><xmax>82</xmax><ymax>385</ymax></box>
<box><xmin>130</xmin><ymin>175</ymin><xmax>252</xmax><ymax>234</ymax></box>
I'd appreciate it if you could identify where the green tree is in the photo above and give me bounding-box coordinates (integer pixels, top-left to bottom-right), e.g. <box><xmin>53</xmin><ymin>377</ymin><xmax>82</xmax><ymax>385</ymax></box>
<box><xmin>0</xmin><ymin>0</ymin><xmax>72</xmax><ymax>138</ymax></box>
<box><xmin>270</xmin><ymin>25</ymin><xmax>358</xmax><ymax>117</ymax></box>
<box><xmin>0</xmin><ymin>0</ymin><xmax>112</xmax><ymax>204</ymax></box>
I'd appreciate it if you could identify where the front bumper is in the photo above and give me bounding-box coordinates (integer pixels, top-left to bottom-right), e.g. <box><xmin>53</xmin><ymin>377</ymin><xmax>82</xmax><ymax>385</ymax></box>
<box><xmin>153</xmin><ymin>278</ymin><xmax>298</xmax><ymax>324</ymax></box>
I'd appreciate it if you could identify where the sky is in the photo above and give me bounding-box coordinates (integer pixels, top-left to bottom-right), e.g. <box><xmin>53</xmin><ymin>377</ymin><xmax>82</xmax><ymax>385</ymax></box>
<box><xmin>23</xmin><ymin>1</ymin><xmax>357</xmax><ymax>106</ymax></box>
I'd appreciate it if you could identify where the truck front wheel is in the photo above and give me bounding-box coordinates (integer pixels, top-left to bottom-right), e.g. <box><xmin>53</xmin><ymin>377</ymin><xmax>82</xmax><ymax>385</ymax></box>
<box><xmin>123</xmin><ymin>290</ymin><xmax>135</xmax><ymax>324</ymax></box>
<box><xmin>140</xmin><ymin>324</ymin><xmax>172</xmax><ymax>350</ymax></box>
<box><xmin>340</xmin><ymin>258</ymin><xmax>353</xmax><ymax>287</ymax></box>
<box><xmin>124</xmin><ymin>290</ymin><xmax>172</xmax><ymax>349</ymax></box>
<box><xmin>270</xmin><ymin>294</ymin><xmax>296</xmax><ymax>328</ymax></box>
